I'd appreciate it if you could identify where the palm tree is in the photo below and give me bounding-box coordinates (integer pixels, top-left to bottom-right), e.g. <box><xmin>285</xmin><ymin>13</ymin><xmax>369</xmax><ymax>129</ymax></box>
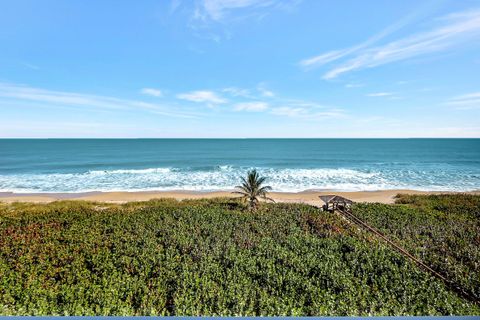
<box><xmin>233</xmin><ymin>169</ymin><xmax>274</xmax><ymax>210</ymax></box>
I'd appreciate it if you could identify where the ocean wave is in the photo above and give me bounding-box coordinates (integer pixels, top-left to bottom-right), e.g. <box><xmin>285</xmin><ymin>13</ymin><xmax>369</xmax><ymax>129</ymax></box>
<box><xmin>88</xmin><ymin>168</ymin><xmax>173</xmax><ymax>175</ymax></box>
<box><xmin>0</xmin><ymin>166</ymin><xmax>478</xmax><ymax>193</ymax></box>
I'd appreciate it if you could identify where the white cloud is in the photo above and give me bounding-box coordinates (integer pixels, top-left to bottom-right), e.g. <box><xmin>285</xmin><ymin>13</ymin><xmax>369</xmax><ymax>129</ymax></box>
<box><xmin>257</xmin><ymin>83</ymin><xmax>274</xmax><ymax>97</ymax></box>
<box><xmin>185</xmin><ymin>0</ymin><xmax>300</xmax><ymax>43</ymax></box>
<box><xmin>301</xmin><ymin>8</ymin><xmax>480</xmax><ymax>79</ymax></box>
<box><xmin>366</xmin><ymin>92</ymin><xmax>395</xmax><ymax>97</ymax></box>
<box><xmin>345</xmin><ymin>83</ymin><xmax>364</xmax><ymax>88</ymax></box>
<box><xmin>234</xmin><ymin>101</ymin><xmax>269</xmax><ymax>112</ymax></box>
<box><xmin>223</xmin><ymin>84</ymin><xmax>273</xmax><ymax>98</ymax></box>
<box><xmin>300</xmin><ymin>50</ymin><xmax>352</xmax><ymax>68</ymax></box>
<box><xmin>194</xmin><ymin>0</ymin><xmax>282</xmax><ymax>22</ymax></box>
<box><xmin>299</xmin><ymin>3</ymin><xmax>431</xmax><ymax>69</ymax></box>
<box><xmin>177</xmin><ymin>90</ymin><xmax>226</xmax><ymax>104</ymax></box>
<box><xmin>260</xmin><ymin>88</ymin><xmax>274</xmax><ymax>97</ymax></box>
<box><xmin>228</xmin><ymin>95</ymin><xmax>346</xmax><ymax>118</ymax></box>
<box><xmin>447</xmin><ymin>92</ymin><xmax>480</xmax><ymax>109</ymax></box>
<box><xmin>0</xmin><ymin>83</ymin><xmax>196</xmax><ymax>118</ymax></box>
<box><xmin>270</xmin><ymin>106</ymin><xmax>307</xmax><ymax>117</ymax></box>
<box><xmin>222</xmin><ymin>87</ymin><xmax>251</xmax><ymax>97</ymax></box>
<box><xmin>140</xmin><ymin>88</ymin><xmax>163</xmax><ymax>97</ymax></box>
<box><xmin>270</xmin><ymin>106</ymin><xmax>346</xmax><ymax>119</ymax></box>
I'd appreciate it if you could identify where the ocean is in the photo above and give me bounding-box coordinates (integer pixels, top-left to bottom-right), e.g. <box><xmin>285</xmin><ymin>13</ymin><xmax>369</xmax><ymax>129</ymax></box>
<box><xmin>0</xmin><ymin>139</ymin><xmax>479</xmax><ymax>193</ymax></box>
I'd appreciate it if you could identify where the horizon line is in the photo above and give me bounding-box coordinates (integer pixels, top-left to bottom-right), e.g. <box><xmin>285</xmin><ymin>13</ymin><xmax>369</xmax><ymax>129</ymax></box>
<box><xmin>1</xmin><ymin>137</ymin><xmax>479</xmax><ymax>140</ymax></box>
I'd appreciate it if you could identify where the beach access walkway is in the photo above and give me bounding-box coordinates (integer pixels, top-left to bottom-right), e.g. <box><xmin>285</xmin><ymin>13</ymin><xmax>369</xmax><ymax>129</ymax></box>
<box><xmin>318</xmin><ymin>195</ymin><xmax>479</xmax><ymax>306</ymax></box>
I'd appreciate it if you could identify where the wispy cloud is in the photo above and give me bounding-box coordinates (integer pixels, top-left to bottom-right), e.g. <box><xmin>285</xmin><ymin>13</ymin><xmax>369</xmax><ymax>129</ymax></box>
<box><xmin>177</xmin><ymin>90</ymin><xmax>226</xmax><ymax>104</ymax></box>
<box><xmin>228</xmin><ymin>92</ymin><xmax>347</xmax><ymax>119</ymax></box>
<box><xmin>345</xmin><ymin>83</ymin><xmax>364</xmax><ymax>88</ymax></box>
<box><xmin>270</xmin><ymin>106</ymin><xmax>309</xmax><ymax>117</ymax></box>
<box><xmin>234</xmin><ymin>101</ymin><xmax>269</xmax><ymax>111</ymax></box>
<box><xmin>172</xmin><ymin>85</ymin><xmax>345</xmax><ymax>120</ymax></box>
<box><xmin>300</xmin><ymin>50</ymin><xmax>352</xmax><ymax>69</ymax></box>
<box><xmin>222</xmin><ymin>87</ymin><xmax>251</xmax><ymax>97</ymax></box>
<box><xmin>268</xmin><ymin>100</ymin><xmax>346</xmax><ymax>119</ymax></box>
<box><xmin>270</xmin><ymin>106</ymin><xmax>345</xmax><ymax>119</ymax></box>
<box><xmin>169</xmin><ymin>0</ymin><xmax>182</xmax><ymax>14</ymax></box>
<box><xmin>0</xmin><ymin>121</ymin><xmax>153</xmax><ymax>138</ymax></box>
<box><xmin>447</xmin><ymin>92</ymin><xmax>480</xmax><ymax>109</ymax></box>
<box><xmin>366</xmin><ymin>92</ymin><xmax>395</xmax><ymax>97</ymax></box>
<box><xmin>21</xmin><ymin>62</ymin><xmax>40</xmax><ymax>70</ymax></box>
<box><xmin>180</xmin><ymin>0</ymin><xmax>300</xmax><ymax>42</ymax></box>
<box><xmin>0</xmin><ymin>83</ymin><xmax>197</xmax><ymax>118</ymax></box>
<box><xmin>257</xmin><ymin>83</ymin><xmax>274</xmax><ymax>97</ymax></box>
<box><xmin>193</xmin><ymin>0</ymin><xmax>284</xmax><ymax>22</ymax></box>
<box><xmin>299</xmin><ymin>2</ymin><xmax>434</xmax><ymax>69</ymax></box>
<box><xmin>301</xmin><ymin>8</ymin><xmax>480</xmax><ymax>79</ymax></box>
<box><xmin>140</xmin><ymin>88</ymin><xmax>163</xmax><ymax>97</ymax></box>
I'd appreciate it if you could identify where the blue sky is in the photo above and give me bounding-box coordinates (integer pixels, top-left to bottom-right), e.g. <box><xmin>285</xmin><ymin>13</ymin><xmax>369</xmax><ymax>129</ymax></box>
<box><xmin>1</xmin><ymin>0</ymin><xmax>479</xmax><ymax>138</ymax></box>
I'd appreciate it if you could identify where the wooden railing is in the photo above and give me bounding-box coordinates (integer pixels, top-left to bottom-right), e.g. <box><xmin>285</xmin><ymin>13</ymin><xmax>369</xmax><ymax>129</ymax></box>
<box><xmin>334</xmin><ymin>205</ymin><xmax>479</xmax><ymax>305</ymax></box>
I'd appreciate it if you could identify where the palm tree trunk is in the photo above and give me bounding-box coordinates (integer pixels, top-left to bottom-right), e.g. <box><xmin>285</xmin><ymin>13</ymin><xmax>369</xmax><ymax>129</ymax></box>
<box><xmin>249</xmin><ymin>198</ymin><xmax>256</xmax><ymax>211</ymax></box>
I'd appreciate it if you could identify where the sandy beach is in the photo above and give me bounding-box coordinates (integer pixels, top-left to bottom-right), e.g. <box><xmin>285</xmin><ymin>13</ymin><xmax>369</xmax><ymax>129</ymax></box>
<box><xmin>1</xmin><ymin>189</ymin><xmax>478</xmax><ymax>205</ymax></box>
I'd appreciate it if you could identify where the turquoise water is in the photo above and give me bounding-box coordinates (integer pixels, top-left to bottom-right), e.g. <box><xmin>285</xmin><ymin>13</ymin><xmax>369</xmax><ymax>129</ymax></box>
<box><xmin>0</xmin><ymin>139</ymin><xmax>479</xmax><ymax>192</ymax></box>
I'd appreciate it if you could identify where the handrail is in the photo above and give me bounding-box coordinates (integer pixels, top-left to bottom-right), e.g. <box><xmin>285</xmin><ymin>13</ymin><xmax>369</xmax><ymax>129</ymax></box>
<box><xmin>335</xmin><ymin>206</ymin><xmax>479</xmax><ymax>305</ymax></box>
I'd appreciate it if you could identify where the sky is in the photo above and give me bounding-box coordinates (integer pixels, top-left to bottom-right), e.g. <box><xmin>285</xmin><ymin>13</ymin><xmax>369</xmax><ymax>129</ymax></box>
<box><xmin>0</xmin><ymin>0</ymin><xmax>480</xmax><ymax>138</ymax></box>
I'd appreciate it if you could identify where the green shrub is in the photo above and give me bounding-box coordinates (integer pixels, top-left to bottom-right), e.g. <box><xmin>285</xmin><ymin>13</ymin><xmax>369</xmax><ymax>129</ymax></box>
<box><xmin>354</xmin><ymin>194</ymin><xmax>480</xmax><ymax>302</ymax></box>
<box><xmin>0</xmin><ymin>198</ymin><xmax>478</xmax><ymax>315</ymax></box>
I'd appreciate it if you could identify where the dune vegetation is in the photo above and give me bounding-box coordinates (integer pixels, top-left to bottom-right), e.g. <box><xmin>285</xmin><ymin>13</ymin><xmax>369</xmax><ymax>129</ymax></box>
<box><xmin>0</xmin><ymin>195</ymin><xmax>479</xmax><ymax>315</ymax></box>
<box><xmin>353</xmin><ymin>194</ymin><xmax>480</xmax><ymax>303</ymax></box>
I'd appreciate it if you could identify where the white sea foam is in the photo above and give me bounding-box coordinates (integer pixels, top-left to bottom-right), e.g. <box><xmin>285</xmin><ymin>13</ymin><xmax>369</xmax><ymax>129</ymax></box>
<box><xmin>88</xmin><ymin>168</ymin><xmax>173</xmax><ymax>175</ymax></box>
<box><xmin>0</xmin><ymin>166</ymin><xmax>478</xmax><ymax>193</ymax></box>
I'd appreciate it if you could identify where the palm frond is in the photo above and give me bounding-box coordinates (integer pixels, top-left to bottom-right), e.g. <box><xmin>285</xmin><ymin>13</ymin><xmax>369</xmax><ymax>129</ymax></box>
<box><xmin>232</xmin><ymin>169</ymin><xmax>273</xmax><ymax>210</ymax></box>
<box><xmin>232</xmin><ymin>191</ymin><xmax>248</xmax><ymax>196</ymax></box>
<box><xmin>263</xmin><ymin>196</ymin><xmax>276</xmax><ymax>203</ymax></box>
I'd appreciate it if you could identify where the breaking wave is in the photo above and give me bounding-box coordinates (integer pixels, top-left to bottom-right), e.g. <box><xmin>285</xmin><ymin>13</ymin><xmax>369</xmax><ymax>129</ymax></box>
<box><xmin>0</xmin><ymin>166</ymin><xmax>478</xmax><ymax>193</ymax></box>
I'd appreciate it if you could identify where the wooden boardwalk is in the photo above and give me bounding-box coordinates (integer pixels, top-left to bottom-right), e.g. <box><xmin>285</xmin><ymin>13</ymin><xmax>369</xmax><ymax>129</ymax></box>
<box><xmin>317</xmin><ymin>195</ymin><xmax>479</xmax><ymax>305</ymax></box>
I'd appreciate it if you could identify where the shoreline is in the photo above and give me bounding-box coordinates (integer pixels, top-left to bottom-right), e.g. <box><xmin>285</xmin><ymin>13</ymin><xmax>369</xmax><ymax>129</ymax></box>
<box><xmin>1</xmin><ymin>189</ymin><xmax>479</xmax><ymax>205</ymax></box>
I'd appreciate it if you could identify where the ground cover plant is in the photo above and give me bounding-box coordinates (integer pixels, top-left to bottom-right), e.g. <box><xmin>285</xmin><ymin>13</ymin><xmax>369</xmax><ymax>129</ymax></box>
<box><xmin>353</xmin><ymin>194</ymin><xmax>480</xmax><ymax>303</ymax></box>
<box><xmin>0</xmin><ymin>197</ymin><xmax>478</xmax><ymax>315</ymax></box>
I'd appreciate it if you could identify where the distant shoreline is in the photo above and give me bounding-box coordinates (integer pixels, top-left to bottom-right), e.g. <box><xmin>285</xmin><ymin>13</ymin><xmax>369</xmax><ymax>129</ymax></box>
<box><xmin>1</xmin><ymin>189</ymin><xmax>479</xmax><ymax>205</ymax></box>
